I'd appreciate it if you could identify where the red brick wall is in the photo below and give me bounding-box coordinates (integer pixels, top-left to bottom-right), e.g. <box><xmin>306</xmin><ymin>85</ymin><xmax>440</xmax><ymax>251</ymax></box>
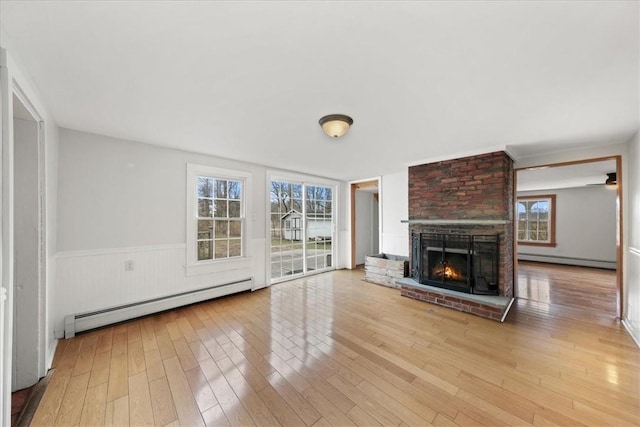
<box><xmin>409</xmin><ymin>151</ymin><xmax>513</xmax><ymax>221</ymax></box>
<box><xmin>400</xmin><ymin>286</ymin><xmax>505</xmax><ymax>321</ymax></box>
<box><xmin>408</xmin><ymin>151</ymin><xmax>514</xmax><ymax>298</ymax></box>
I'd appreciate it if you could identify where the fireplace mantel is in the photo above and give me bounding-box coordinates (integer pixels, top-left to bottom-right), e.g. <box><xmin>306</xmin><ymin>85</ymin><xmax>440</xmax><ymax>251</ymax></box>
<box><xmin>401</xmin><ymin>219</ymin><xmax>509</xmax><ymax>225</ymax></box>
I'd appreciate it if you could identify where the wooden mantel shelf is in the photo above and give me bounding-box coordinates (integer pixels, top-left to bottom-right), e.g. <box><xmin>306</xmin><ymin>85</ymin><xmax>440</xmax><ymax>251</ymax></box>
<box><xmin>401</xmin><ymin>219</ymin><xmax>510</xmax><ymax>225</ymax></box>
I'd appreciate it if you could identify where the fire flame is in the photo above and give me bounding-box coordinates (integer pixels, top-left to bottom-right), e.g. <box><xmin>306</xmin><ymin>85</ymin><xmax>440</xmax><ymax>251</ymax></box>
<box><xmin>433</xmin><ymin>265</ymin><xmax>464</xmax><ymax>281</ymax></box>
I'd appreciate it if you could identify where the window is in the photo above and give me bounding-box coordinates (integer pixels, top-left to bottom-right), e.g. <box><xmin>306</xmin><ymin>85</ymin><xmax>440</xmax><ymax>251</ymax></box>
<box><xmin>517</xmin><ymin>195</ymin><xmax>556</xmax><ymax>246</ymax></box>
<box><xmin>196</xmin><ymin>177</ymin><xmax>243</xmax><ymax>260</ymax></box>
<box><xmin>186</xmin><ymin>164</ymin><xmax>250</xmax><ymax>272</ymax></box>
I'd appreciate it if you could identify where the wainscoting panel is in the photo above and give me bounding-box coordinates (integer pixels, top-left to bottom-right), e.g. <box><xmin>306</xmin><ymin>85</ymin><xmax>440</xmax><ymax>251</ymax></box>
<box><xmin>55</xmin><ymin>240</ymin><xmax>264</xmax><ymax>338</ymax></box>
<box><xmin>338</xmin><ymin>230</ymin><xmax>350</xmax><ymax>269</ymax></box>
<box><xmin>250</xmin><ymin>238</ymin><xmax>267</xmax><ymax>289</ymax></box>
<box><xmin>624</xmin><ymin>247</ymin><xmax>640</xmax><ymax>347</ymax></box>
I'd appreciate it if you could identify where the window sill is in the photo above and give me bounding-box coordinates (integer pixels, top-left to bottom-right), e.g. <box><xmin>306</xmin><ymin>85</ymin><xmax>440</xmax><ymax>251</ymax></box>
<box><xmin>185</xmin><ymin>256</ymin><xmax>252</xmax><ymax>276</ymax></box>
<box><xmin>517</xmin><ymin>241</ymin><xmax>557</xmax><ymax>248</ymax></box>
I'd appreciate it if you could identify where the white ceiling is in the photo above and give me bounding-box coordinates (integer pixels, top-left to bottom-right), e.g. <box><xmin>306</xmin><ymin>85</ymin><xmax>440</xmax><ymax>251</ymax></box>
<box><xmin>517</xmin><ymin>159</ymin><xmax>617</xmax><ymax>192</ymax></box>
<box><xmin>1</xmin><ymin>1</ymin><xmax>638</xmax><ymax>181</ymax></box>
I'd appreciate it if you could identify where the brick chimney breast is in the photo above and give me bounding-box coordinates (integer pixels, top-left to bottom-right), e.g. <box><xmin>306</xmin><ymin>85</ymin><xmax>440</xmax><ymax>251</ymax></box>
<box><xmin>408</xmin><ymin>151</ymin><xmax>514</xmax><ymax>297</ymax></box>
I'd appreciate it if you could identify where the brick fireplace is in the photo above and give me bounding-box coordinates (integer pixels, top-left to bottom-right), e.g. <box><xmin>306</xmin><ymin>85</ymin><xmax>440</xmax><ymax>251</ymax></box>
<box><xmin>400</xmin><ymin>151</ymin><xmax>514</xmax><ymax>320</ymax></box>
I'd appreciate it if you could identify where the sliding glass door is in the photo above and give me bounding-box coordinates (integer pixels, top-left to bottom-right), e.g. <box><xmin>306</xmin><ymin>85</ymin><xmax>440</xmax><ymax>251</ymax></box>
<box><xmin>270</xmin><ymin>179</ymin><xmax>334</xmax><ymax>283</ymax></box>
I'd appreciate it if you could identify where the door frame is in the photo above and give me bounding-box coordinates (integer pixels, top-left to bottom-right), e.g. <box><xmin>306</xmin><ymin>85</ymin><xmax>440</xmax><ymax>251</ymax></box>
<box><xmin>0</xmin><ymin>46</ymin><xmax>9</xmax><ymax>427</ymax></box>
<box><xmin>514</xmin><ymin>155</ymin><xmax>623</xmax><ymax>318</ymax></box>
<box><xmin>266</xmin><ymin>171</ymin><xmax>339</xmax><ymax>284</ymax></box>
<box><xmin>0</xmin><ymin>47</ymin><xmax>48</xmax><ymax>426</ymax></box>
<box><xmin>11</xmin><ymin>82</ymin><xmax>47</xmax><ymax>388</ymax></box>
<box><xmin>349</xmin><ymin>178</ymin><xmax>381</xmax><ymax>269</ymax></box>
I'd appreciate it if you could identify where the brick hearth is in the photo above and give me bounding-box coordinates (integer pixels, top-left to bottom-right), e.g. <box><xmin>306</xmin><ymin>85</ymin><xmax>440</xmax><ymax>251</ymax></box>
<box><xmin>398</xmin><ymin>278</ymin><xmax>511</xmax><ymax>321</ymax></box>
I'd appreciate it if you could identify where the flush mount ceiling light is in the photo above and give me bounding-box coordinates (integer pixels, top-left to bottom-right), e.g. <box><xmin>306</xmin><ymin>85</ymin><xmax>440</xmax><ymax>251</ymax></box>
<box><xmin>605</xmin><ymin>172</ymin><xmax>617</xmax><ymax>189</ymax></box>
<box><xmin>319</xmin><ymin>114</ymin><xmax>353</xmax><ymax>138</ymax></box>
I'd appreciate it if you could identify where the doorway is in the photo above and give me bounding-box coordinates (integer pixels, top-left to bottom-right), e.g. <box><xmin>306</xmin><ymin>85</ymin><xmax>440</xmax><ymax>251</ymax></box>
<box><xmin>11</xmin><ymin>92</ymin><xmax>45</xmax><ymax>391</ymax></box>
<box><xmin>350</xmin><ymin>179</ymin><xmax>380</xmax><ymax>269</ymax></box>
<box><xmin>515</xmin><ymin>156</ymin><xmax>622</xmax><ymax>317</ymax></box>
<box><xmin>269</xmin><ymin>179</ymin><xmax>335</xmax><ymax>283</ymax></box>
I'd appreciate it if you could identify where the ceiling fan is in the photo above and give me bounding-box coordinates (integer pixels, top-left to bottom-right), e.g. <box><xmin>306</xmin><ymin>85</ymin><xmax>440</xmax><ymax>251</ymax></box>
<box><xmin>587</xmin><ymin>172</ymin><xmax>617</xmax><ymax>188</ymax></box>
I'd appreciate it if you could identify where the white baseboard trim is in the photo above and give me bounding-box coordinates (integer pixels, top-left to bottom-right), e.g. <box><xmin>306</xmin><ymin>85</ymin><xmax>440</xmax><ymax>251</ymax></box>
<box><xmin>64</xmin><ymin>278</ymin><xmax>253</xmax><ymax>338</ymax></box>
<box><xmin>46</xmin><ymin>338</ymin><xmax>58</xmax><ymax>371</ymax></box>
<box><xmin>622</xmin><ymin>319</ymin><xmax>640</xmax><ymax>349</ymax></box>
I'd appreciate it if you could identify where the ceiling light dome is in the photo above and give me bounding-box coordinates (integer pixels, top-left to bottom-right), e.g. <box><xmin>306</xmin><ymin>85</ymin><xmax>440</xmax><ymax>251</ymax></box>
<box><xmin>319</xmin><ymin>114</ymin><xmax>353</xmax><ymax>138</ymax></box>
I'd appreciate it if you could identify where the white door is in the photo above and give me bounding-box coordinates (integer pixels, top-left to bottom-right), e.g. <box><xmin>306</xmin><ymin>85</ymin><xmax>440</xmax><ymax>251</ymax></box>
<box><xmin>12</xmin><ymin>98</ymin><xmax>42</xmax><ymax>390</ymax></box>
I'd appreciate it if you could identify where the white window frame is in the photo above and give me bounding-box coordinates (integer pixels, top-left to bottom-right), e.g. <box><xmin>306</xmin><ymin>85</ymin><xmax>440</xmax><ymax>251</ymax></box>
<box><xmin>186</xmin><ymin>163</ymin><xmax>252</xmax><ymax>276</ymax></box>
<box><xmin>266</xmin><ymin>170</ymin><xmax>339</xmax><ymax>285</ymax></box>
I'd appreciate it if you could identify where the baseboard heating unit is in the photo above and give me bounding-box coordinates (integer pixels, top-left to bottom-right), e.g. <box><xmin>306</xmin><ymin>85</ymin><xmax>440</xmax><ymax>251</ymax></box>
<box><xmin>64</xmin><ymin>278</ymin><xmax>254</xmax><ymax>338</ymax></box>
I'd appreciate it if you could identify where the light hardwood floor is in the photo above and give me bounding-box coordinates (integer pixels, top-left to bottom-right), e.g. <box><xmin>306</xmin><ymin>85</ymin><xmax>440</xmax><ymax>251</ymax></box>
<box><xmin>32</xmin><ymin>269</ymin><xmax>638</xmax><ymax>426</ymax></box>
<box><xmin>516</xmin><ymin>261</ymin><xmax>618</xmax><ymax>315</ymax></box>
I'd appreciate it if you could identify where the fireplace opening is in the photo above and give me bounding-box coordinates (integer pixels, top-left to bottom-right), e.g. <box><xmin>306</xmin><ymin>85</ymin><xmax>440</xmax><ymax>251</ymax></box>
<box><xmin>412</xmin><ymin>233</ymin><xmax>499</xmax><ymax>295</ymax></box>
<box><xmin>428</xmin><ymin>251</ymin><xmax>468</xmax><ymax>283</ymax></box>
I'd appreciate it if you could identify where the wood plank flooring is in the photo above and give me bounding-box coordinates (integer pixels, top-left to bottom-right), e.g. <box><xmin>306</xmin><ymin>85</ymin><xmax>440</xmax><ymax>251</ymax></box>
<box><xmin>32</xmin><ymin>269</ymin><xmax>639</xmax><ymax>426</ymax></box>
<box><xmin>517</xmin><ymin>261</ymin><xmax>617</xmax><ymax>315</ymax></box>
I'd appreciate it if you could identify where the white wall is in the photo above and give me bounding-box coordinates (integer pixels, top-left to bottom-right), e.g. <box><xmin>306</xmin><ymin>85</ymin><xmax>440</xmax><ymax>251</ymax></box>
<box><xmin>337</xmin><ymin>181</ymin><xmax>350</xmax><ymax>269</ymax></box>
<box><xmin>381</xmin><ymin>170</ymin><xmax>409</xmax><ymax>256</ymax></box>
<box><xmin>57</xmin><ymin>129</ymin><xmax>270</xmax><ymax>250</ymax></box>
<box><xmin>624</xmin><ymin>131</ymin><xmax>640</xmax><ymax>345</ymax></box>
<box><xmin>517</xmin><ymin>186</ymin><xmax>617</xmax><ymax>268</ymax></box>
<box><xmin>372</xmin><ymin>195</ymin><xmax>379</xmax><ymax>255</ymax></box>
<box><xmin>55</xmin><ymin>128</ymin><xmax>345</xmax><ymax>338</ymax></box>
<box><xmin>355</xmin><ymin>191</ymin><xmax>375</xmax><ymax>264</ymax></box>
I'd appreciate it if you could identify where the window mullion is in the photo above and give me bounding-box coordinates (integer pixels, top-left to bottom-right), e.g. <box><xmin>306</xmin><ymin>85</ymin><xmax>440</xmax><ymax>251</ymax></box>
<box><xmin>301</xmin><ymin>183</ymin><xmax>307</xmax><ymax>274</ymax></box>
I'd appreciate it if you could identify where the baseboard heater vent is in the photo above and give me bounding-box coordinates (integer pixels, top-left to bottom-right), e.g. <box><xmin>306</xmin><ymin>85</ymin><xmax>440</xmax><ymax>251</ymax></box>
<box><xmin>64</xmin><ymin>278</ymin><xmax>253</xmax><ymax>338</ymax></box>
<box><xmin>518</xmin><ymin>253</ymin><xmax>615</xmax><ymax>270</ymax></box>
